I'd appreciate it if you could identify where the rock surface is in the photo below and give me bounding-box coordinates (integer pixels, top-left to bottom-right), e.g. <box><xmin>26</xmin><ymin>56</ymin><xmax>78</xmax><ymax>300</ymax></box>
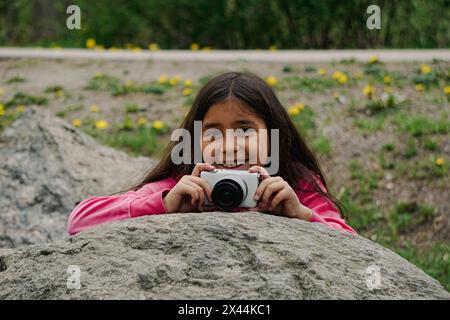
<box><xmin>0</xmin><ymin>107</ymin><xmax>153</xmax><ymax>248</ymax></box>
<box><xmin>0</xmin><ymin>212</ymin><xmax>448</xmax><ymax>299</ymax></box>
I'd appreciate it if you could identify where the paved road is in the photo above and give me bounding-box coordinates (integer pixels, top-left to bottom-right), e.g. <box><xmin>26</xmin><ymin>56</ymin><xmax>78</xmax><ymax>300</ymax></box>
<box><xmin>0</xmin><ymin>48</ymin><xmax>449</xmax><ymax>62</ymax></box>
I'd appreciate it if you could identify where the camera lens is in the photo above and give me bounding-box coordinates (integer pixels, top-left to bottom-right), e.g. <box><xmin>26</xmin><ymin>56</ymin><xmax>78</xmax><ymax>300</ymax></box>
<box><xmin>211</xmin><ymin>179</ymin><xmax>244</xmax><ymax>211</ymax></box>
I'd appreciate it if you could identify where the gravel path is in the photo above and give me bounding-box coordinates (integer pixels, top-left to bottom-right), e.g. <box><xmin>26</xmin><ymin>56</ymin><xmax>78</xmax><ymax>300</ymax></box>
<box><xmin>0</xmin><ymin>48</ymin><xmax>449</xmax><ymax>62</ymax></box>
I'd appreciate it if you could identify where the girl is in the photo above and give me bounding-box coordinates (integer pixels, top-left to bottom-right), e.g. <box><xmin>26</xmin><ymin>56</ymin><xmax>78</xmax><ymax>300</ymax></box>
<box><xmin>68</xmin><ymin>72</ymin><xmax>356</xmax><ymax>235</ymax></box>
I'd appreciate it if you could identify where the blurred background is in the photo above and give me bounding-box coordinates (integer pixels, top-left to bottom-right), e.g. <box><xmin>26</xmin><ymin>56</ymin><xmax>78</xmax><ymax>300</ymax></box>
<box><xmin>0</xmin><ymin>0</ymin><xmax>449</xmax><ymax>49</ymax></box>
<box><xmin>0</xmin><ymin>0</ymin><xmax>449</xmax><ymax>292</ymax></box>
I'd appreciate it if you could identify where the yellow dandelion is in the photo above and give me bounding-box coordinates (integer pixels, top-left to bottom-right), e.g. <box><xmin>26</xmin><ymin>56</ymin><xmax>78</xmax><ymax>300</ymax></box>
<box><xmin>90</xmin><ymin>104</ymin><xmax>100</xmax><ymax>113</ymax></box>
<box><xmin>94</xmin><ymin>72</ymin><xmax>104</xmax><ymax>78</ymax></box>
<box><xmin>71</xmin><ymin>119</ymin><xmax>82</xmax><ymax>127</ymax></box>
<box><xmin>95</xmin><ymin>120</ymin><xmax>109</xmax><ymax>130</ymax></box>
<box><xmin>265</xmin><ymin>76</ymin><xmax>278</xmax><ymax>87</ymax></box>
<box><xmin>137</xmin><ymin>117</ymin><xmax>147</xmax><ymax>126</ymax></box>
<box><xmin>318</xmin><ymin>68</ymin><xmax>327</xmax><ymax>76</ymax></box>
<box><xmin>332</xmin><ymin>71</ymin><xmax>343</xmax><ymax>80</ymax></box>
<box><xmin>182</xmin><ymin>88</ymin><xmax>193</xmax><ymax>96</ymax></box>
<box><xmin>363</xmin><ymin>85</ymin><xmax>376</xmax><ymax>97</ymax></box>
<box><xmin>202</xmin><ymin>46</ymin><xmax>212</xmax><ymax>51</ymax></box>
<box><xmin>383</xmin><ymin>76</ymin><xmax>392</xmax><ymax>85</ymax></box>
<box><xmin>420</xmin><ymin>64</ymin><xmax>432</xmax><ymax>74</ymax></box>
<box><xmin>0</xmin><ymin>87</ymin><xmax>4</xmax><ymax>96</ymax></box>
<box><xmin>288</xmin><ymin>106</ymin><xmax>300</xmax><ymax>116</ymax></box>
<box><xmin>294</xmin><ymin>102</ymin><xmax>305</xmax><ymax>111</ymax></box>
<box><xmin>337</xmin><ymin>73</ymin><xmax>348</xmax><ymax>84</ymax></box>
<box><xmin>55</xmin><ymin>90</ymin><xmax>64</xmax><ymax>98</ymax></box>
<box><xmin>184</xmin><ymin>79</ymin><xmax>193</xmax><ymax>87</ymax></box>
<box><xmin>158</xmin><ymin>75</ymin><xmax>168</xmax><ymax>84</ymax></box>
<box><xmin>269</xmin><ymin>45</ymin><xmax>278</xmax><ymax>51</ymax></box>
<box><xmin>384</xmin><ymin>87</ymin><xmax>394</xmax><ymax>94</ymax></box>
<box><xmin>435</xmin><ymin>157</ymin><xmax>445</xmax><ymax>166</ymax></box>
<box><xmin>16</xmin><ymin>105</ymin><xmax>26</xmax><ymax>113</ymax></box>
<box><xmin>190</xmin><ymin>43</ymin><xmax>200</xmax><ymax>51</ymax></box>
<box><xmin>444</xmin><ymin>86</ymin><xmax>450</xmax><ymax>95</ymax></box>
<box><xmin>94</xmin><ymin>45</ymin><xmax>105</xmax><ymax>51</ymax></box>
<box><xmin>148</xmin><ymin>43</ymin><xmax>160</xmax><ymax>51</ymax></box>
<box><xmin>368</xmin><ymin>55</ymin><xmax>379</xmax><ymax>64</ymax></box>
<box><xmin>124</xmin><ymin>80</ymin><xmax>134</xmax><ymax>88</ymax></box>
<box><xmin>0</xmin><ymin>104</ymin><xmax>5</xmax><ymax>117</ymax></box>
<box><xmin>86</xmin><ymin>38</ymin><xmax>96</xmax><ymax>49</ymax></box>
<box><xmin>415</xmin><ymin>84</ymin><xmax>424</xmax><ymax>92</ymax></box>
<box><xmin>152</xmin><ymin>120</ymin><xmax>165</xmax><ymax>130</ymax></box>
<box><xmin>169</xmin><ymin>78</ymin><xmax>179</xmax><ymax>86</ymax></box>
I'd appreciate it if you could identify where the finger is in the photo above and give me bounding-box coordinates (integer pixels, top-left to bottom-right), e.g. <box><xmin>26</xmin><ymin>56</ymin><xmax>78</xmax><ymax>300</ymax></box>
<box><xmin>254</xmin><ymin>176</ymin><xmax>283</xmax><ymax>201</ymax></box>
<box><xmin>191</xmin><ymin>163</ymin><xmax>215</xmax><ymax>177</ymax></box>
<box><xmin>248</xmin><ymin>165</ymin><xmax>270</xmax><ymax>180</ymax></box>
<box><xmin>186</xmin><ymin>175</ymin><xmax>213</xmax><ymax>202</ymax></box>
<box><xmin>260</xmin><ymin>180</ymin><xmax>288</xmax><ymax>205</ymax></box>
<box><xmin>269</xmin><ymin>187</ymin><xmax>291</xmax><ymax>210</ymax></box>
<box><xmin>184</xmin><ymin>180</ymin><xmax>204</xmax><ymax>208</ymax></box>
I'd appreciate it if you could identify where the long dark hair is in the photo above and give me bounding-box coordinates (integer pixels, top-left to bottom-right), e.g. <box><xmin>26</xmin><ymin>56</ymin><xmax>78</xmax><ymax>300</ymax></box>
<box><xmin>129</xmin><ymin>72</ymin><xmax>346</xmax><ymax>218</ymax></box>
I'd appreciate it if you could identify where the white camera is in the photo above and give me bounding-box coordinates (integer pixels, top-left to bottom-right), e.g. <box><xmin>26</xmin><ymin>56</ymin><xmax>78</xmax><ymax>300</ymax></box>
<box><xmin>200</xmin><ymin>169</ymin><xmax>259</xmax><ymax>211</ymax></box>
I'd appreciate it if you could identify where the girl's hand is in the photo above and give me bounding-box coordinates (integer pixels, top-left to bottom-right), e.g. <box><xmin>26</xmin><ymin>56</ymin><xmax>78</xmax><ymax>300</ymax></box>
<box><xmin>248</xmin><ymin>166</ymin><xmax>312</xmax><ymax>221</ymax></box>
<box><xmin>163</xmin><ymin>163</ymin><xmax>215</xmax><ymax>213</ymax></box>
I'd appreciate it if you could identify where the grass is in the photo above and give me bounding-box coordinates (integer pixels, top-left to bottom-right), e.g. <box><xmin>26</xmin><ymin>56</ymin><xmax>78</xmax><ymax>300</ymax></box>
<box><xmin>5</xmin><ymin>92</ymin><xmax>48</xmax><ymax>107</ymax></box>
<box><xmin>388</xmin><ymin>201</ymin><xmax>435</xmax><ymax>234</ymax></box>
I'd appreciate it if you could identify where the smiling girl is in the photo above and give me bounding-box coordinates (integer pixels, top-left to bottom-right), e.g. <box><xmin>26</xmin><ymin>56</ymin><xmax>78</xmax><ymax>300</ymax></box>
<box><xmin>68</xmin><ymin>72</ymin><xmax>356</xmax><ymax>235</ymax></box>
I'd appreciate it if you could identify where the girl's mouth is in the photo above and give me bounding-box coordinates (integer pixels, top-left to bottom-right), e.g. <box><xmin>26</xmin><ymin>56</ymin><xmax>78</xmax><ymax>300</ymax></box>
<box><xmin>215</xmin><ymin>163</ymin><xmax>249</xmax><ymax>170</ymax></box>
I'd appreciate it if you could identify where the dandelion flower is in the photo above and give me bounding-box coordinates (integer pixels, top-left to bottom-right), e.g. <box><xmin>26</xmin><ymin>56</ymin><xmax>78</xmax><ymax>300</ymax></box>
<box><xmin>332</xmin><ymin>71</ymin><xmax>343</xmax><ymax>80</ymax></box>
<box><xmin>137</xmin><ymin>117</ymin><xmax>147</xmax><ymax>126</ymax></box>
<box><xmin>444</xmin><ymin>86</ymin><xmax>450</xmax><ymax>95</ymax></box>
<box><xmin>0</xmin><ymin>104</ymin><xmax>5</xmax><ymax>117</ymax></box>
<box><xmin>86</xmin><ymin>38</ymin><xmax>96</xmax><ymax>49</ymax></box>
<box><xmin>435</xmin><ymin>157</ymin><xmax>445</xmax><ymax>166</ymax></box>
<box><xmin>182</xmin><ymin>88</ymin><xmax>193</xmax><ymax>96</ymax></box>
<box><xmin>184</xmin><ymin>79</ymin><xmax>193</xmax><ymax>87</ymax></box>
<box><xmin>0</xmin><ymin>87</ymin><xmax>4</xmax><ymax>96</ymax></box>
<box><xmin>415</xmin><ymin>84</ymin><xmax>424</xmax><ymax>92</ymax></box>
<box><xmin>148</xmin><ymin>43</ymin><xmax>160</xmax><ymax>51</ymax></box>
<box><xmin>16</xmin><ymin>105</ymin><xmax>26</xmax><ymax>113</ymax></box>
<box><xmin>124</xmin><ymin>80</ymin><xmax>134</xmax><ymax>88</ymax></box>
<box><xmin>368</xmin><ymin>55</ymin><xmax>379</xmax><ymax>64</ymax></box>
<box><xmin>90</xmin><ymin>104</ymin><xmax>100</xmax><ymax>113</ymax></box>
<box><xmin>420</xmin><ymin>64</ymin><xmax>432</xmax><ymax>74</ymax></box>
<box><xmin>288</xmin><ymin>106</ymin><xmax>300</xmax><ymax>116</ymax></box>
<box><xmin>269</xmin><ymin>45</ymin><xmax>278</xmax><ymax>51</ymax></box>
<box><xmin>94</xmin><ymin>45</ymin><xmax>105</xmax><ymax>51</ymax></box>
<box><xmin>337</xmin><ymin>73</ymin><xmax>348</xmax><ymax>84</ymax></box>
<box><xmin>190</xmin><ymin>43</ymin><xmax>200</xmax><ymax>51</ymax></box>
<box><xmin>383</xmin><ymin>76</ymin><xmax>392</xmax><ymax>85</ymax></box>
<box><xmin>318</xmin><ymin>68</ymin><xmax>327</xmax><ymax>76</ymax></box>
<box><xmin>363</xmin><ymin>85</ymin><xmax>376</xmax><ymax>97</ymax></box>
<box><xmin>169</xmin><ymin>77</ymin><xmax>179</xmax><ymax>86</ymax></box>
<box><xmin>94</xmin><ymin>72</ymin><xmax>104</xmax><ymax>78</ymax></box>
<box><xmin>95</xmin><ymin>120</ymin><xmax>109</xmax><ymax>130</ymax></box>
<box><xmin>152</xmin><ymin>120</ymin><xmax>165</xmax><ymax>130</ymax></box>
<box><xmin>265</xmin><ymin>76</ymin><xmax>278</xmax><ymax>87</ymax></box>
<box><xmin>72</xmin><ymin>119</ymin><xmax>82</xmax><ymax>127</ymax></box>
<box><xmin>55</xmin><ymin>90</ymin><xmax>64</xmax><ymax>98</ymax></box>
<box><xmin>384</xmin><ymin>87</ymin><xmax>394</xmax><ymax>94</ymax></box>
<box><xmin>202</xmin><ymin>46</ymin><xmax>212</xmax><ymax>51</ymax></box>
<box><xmin>158</xmin><ymin>75</ymin><xmax>168</xmax><ymax>84</ymax></box>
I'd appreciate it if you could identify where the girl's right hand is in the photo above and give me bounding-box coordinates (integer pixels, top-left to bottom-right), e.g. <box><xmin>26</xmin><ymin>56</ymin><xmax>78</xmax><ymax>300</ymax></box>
<box><xmin>163</xmin><ymin>163</ymin><xmax>215</xmax><ymax>213</ymax></box>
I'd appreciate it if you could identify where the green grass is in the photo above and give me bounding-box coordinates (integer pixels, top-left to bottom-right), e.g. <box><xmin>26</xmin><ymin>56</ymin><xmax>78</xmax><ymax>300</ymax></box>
<box><xmin>396</xmin><ymin>113</ymin><xmax>450</xmax><ymax>137</ymax></box>
<box><xmin>5</xmin><ymin>76</ymin><xmax>26</xmax><ymax>84</ymax></box>
<box><xmin>388</xmin><ymin>201</ymin><xmax>435</xmax><ymax>234</ymax></box>
<box><xmin>396</xmin><ymin>242</ymin><xmax>450</xmax><ymax>291</ymax></box>
<box><xmin>5</xmin><ymin>92</ymin><xmax>48</xmax><ymax>107</ymax></box>
<box><xmin>85</xmin><ymin>74</ymin><xmax>167</xmax><ymax>96</ymax></box>
<box><xmin>279</xmin><ymin>76</ymin><xmax>335</xmax><ymax>92</ymax></box>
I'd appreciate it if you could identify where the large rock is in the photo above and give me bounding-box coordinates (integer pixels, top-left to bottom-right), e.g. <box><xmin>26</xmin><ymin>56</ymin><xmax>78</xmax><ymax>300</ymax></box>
<box><xmin>0</xmin><ymin>107</ymin><xmax>153</xmax><ymax>249</ymax></box>
<box><xmin>0</xmin><ymin>212</ymin><xmax>448</xmax><ymax>299</ymax></box>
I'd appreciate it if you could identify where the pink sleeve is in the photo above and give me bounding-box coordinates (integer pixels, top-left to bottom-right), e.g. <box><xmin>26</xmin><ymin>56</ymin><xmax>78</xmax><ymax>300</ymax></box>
<box><xmin>67</xmin><ymin>177</ymin><xmax>176</xmax><ymax>235</ymax></box>
<box><xmin>296</xmin><ymin>179</ymin><xmax>357</xmax><ymax>235</ymax></box>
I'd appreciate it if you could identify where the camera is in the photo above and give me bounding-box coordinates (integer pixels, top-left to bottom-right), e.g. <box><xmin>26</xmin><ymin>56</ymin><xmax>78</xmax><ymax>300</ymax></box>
<box><xmin>200</xmin><ymin>169</ymin><xmax>259</xmax><ymax>211</ymax></box>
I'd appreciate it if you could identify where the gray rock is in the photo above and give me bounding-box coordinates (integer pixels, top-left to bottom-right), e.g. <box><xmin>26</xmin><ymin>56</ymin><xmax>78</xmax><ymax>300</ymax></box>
<box><xmin>0</xmin><ymin>212</ymin><xmax>448</xmax><ymax>299</ymax></box>
<box><xmin>0</xmin><ymin>107</ymin><xmax>153</xmax><ymax>248</ymax></box>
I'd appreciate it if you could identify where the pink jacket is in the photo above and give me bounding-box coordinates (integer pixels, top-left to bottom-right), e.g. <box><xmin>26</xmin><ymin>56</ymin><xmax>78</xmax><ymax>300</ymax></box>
<box><xmin>68</xmin><ymin>176</ymin><xmax>356</xmax><ymax>235</ymax></box>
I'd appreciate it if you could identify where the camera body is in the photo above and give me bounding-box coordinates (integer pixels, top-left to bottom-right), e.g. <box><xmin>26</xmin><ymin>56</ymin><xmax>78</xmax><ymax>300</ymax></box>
<box><xmin>201</xmin><ymin>169</ymin><xmax>259</xmax><ymax>211</ymax></box>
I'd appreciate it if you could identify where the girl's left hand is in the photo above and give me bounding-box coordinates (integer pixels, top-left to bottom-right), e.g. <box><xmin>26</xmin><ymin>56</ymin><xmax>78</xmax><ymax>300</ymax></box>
<box><xmin>248</xmin><ymin>166</ymin><xmax>312</xmax><ymax>221</ymax></box>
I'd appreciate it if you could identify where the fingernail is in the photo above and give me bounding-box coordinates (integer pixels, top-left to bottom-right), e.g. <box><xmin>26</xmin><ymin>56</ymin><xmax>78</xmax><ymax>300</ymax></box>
<box><xmin>254</xmin><ymin>194</ymin><xmax>259</xmax><ymax>200</ymax></box>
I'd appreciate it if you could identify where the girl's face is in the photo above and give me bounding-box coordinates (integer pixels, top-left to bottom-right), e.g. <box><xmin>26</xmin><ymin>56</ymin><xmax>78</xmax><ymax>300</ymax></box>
<box><xmin>201</xmin><ymin>99</ymin><xmax>269</xmax><ymax>170</ymax></box>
